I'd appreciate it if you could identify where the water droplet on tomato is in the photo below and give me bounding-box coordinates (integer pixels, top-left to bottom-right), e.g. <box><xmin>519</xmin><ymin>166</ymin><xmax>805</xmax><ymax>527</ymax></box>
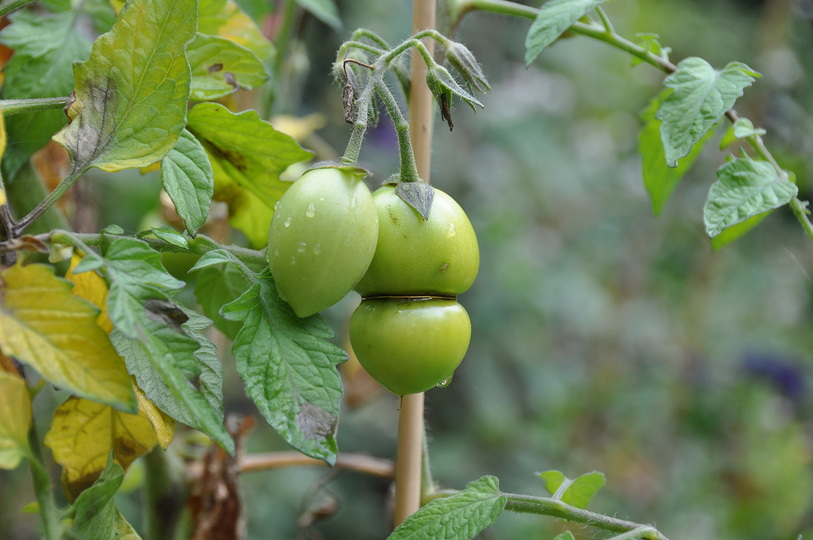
<box><xmin>274</xmin><ymin>201</ymin><xmax>281</xmax><ymax>211</ymax></box>
<box><xmin>313</xmin><ymin>243</ymin><xmax>321</xmax><ymax>255</ymax></box>
<box><xmin>284</xmin><ymin>217</ymin><xmax>293</xmax><ymax>228</ymax></box>
<box><xmin>436</xmin><ymin>375</ymin><xmax>453</xmax><ymax>388</ymax></box>
<box><xmin>297</xmin><ymin>242</ymin><xmax>307</xmax><ymax>253</ymax></box>
<box><xmin>349</xmin><ymin>196</ymin><xmax>357</xmax><ymax>209</ymax></box>
<box><xmin>447</xmin><ymin>223</ymin><xmax>456</xmax><ymax>237</ymax></box>
<box><xmin>306</xmin><ymin>202</ymin><xmax>316</xmax><ymax>217</ymax></box>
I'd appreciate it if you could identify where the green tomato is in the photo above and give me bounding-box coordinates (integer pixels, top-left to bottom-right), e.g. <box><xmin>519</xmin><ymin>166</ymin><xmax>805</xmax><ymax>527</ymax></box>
<box><xmin>354</xmin><ymin>185</ymin><xmax>479</xmax><ymax>297</ymax></box>
<box><xmin>349</xmin><ymin>298</ymin><xmax>471</xmax><ymax>395</ymax></box>
<box><xmin>267</xmin><ymin>167</ymin><xmax>378</xmax><ymax>318</ymax></box>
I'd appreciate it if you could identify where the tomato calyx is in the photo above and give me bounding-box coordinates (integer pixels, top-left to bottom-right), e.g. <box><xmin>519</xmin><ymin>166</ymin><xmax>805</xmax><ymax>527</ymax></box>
<box><xmin>395</xmin><ymin>181</ymin><xmax>434</xmax><ymax>221</ymax></box>
<box><xmin>307</xmin><ymin>161</ymin><xmax>371</xmax><ymax>178</ymax></box>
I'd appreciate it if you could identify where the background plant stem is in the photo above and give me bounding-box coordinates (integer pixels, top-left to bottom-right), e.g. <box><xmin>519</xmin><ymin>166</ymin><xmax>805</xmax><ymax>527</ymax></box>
<box><xmin>392</xmin><ymin>0</ymin><xmax>436</xmax><ymax>527</ymax></box>
<box><xmin>27</xmin><ymin>422</ymin><xmax>59</xmax><ymax>540</ymax></box>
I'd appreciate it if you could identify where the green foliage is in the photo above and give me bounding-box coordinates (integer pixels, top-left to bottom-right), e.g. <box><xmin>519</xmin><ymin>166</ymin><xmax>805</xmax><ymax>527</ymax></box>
<box><xmin>295</xmin><ymin>0</ymin><xmax>342</xmax><ymax>30</ymax></box>
<box><xmin>222</xmin><ymin>269</ymin><xmax>347</xmax><ymax>464</ymax></box>
<box><xmin>704</xmin><ymin>158</ymin><xmax>797</xmax><ymax>238</ymax></box>
<box><xmin>187</xmin><ymin>33</ymin><xmax>270</xmax><ymax>101</ymax></box>
<box><xmin>655</xmin><ymin>57</ymin><xmax>760</xmax><ymax>167</ymax></box>
<box><xmin>67</xmin><ymin>457</ymin><xmax>141</xmax><ymax>540</ymax></box>
<box><xmin>388</xmin><ymin>476</ymin><xmax>506</xmax><ymax>539</ymax></box>
<box><xmin>0</xmin><ymin>9</ymin><xmax>94</xmax><ymax>178</ymax></box>
<box><xmin>53</xmin><ymin>0</ymin><xmax>196</xmax><ymax>173</ymax></box>
<box><xmin>536</xmin><ymin>470</ymin><xmax>606</xmax><ymax>509</ymax></box>
<box><xmin>160</xmin><ymin>129</ymin><xmax>215</xmax><ymax>236</ymax></box>
<box><xmin>524</xmin><ymin>0</ymin><xmax>610</xmax><ymax>66</ymax></box>
<box><xmin>640</xmin><ymin>90</ymin><xmax>716</xmax><ymax>215</ymax></box>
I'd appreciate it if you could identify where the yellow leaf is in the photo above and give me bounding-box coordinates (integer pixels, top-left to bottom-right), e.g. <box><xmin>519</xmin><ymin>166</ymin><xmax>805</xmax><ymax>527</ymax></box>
<box><xmin>0</xmin><ymin>263</ymin><xmax>136</xmax><ymax>412</ymax></box>
<box><xmin>45</xmin><ymin>384</ymin><xmax>174</xmax><ymax>501</ymax></box>
<box><xmin>271</xmin><ymin>114</ymin><xmax>327</xmax><ymax>142</ymax></box>
<box><xmin>0</xmin><ymin>371</ymin><xmax>31</xmax><ymax>469</ymax></box>
<box><xmin>0</xmin><ymin>105</ymin><xmax>6</xmax><ymax>167</ymax></box>
<box><xmin>201</xmin><ymin>0</ymin><xmax>274</xmax><ymax>62</ymax></box>
<box><xmin>65</xmin><ymin>255</ymin><xmax>113</xmax><ymax>334</ymax></box>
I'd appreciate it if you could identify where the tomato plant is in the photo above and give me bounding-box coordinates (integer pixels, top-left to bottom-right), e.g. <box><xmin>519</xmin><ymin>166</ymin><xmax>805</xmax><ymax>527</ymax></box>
<box><xmin>0</xmin><ymin>0</ymin><xmax>810</xmax><ymax>539</ymax></box>
<box><xmin>267</xmin><ymin>166</ymin><xmax>378</xmax><ymax>318</ymax></box>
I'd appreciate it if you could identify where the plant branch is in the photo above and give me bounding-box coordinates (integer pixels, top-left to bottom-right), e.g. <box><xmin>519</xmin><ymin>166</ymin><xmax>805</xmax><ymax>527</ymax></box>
<box><xmin>0</xmin><ymin>230</ymin><xmax>269</xmax><ymax>269</ymax></box>
<box><xmin>11</xmin><ymin>168</ymin><xmax>86</xmax><ymax>237</ymax></box>
<box><xmin>0</xmin><ymin>0</ymin><xmax>36</xmax><ymax>18</ymax></box>
<box><xmin>375</xmin><ymin>82</ymin><xmax>421</xmax><ymax>182</ymax></box>
<box><xmin>503</xmin><ymin>493</ymin><xmax>669</xmax><ymax>540</ymax></box>
<box><xmin>0</xmin><ymin>97</ymin><xmax>69</xmax><ymax>116</ymax></box>
<box><xmin>188</xmin><ymin>451</ymin><xmax>396</xmax><ymax>479</ymax></box>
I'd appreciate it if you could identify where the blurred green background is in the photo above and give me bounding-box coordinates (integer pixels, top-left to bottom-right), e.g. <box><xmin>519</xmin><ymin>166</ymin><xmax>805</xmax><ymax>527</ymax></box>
<box><xmin>4</xmin><ymin>0</ymin><xmax>813</xmax><ymax>538</ymax></box>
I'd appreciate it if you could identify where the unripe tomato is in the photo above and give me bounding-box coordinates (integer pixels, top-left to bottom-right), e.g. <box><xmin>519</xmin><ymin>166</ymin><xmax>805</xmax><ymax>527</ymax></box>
<box><xmin>267</xmin><ymin>167</ymin><xmax>378</xmax><ymax>318</ymax></box>
<box><xmin>349</xmin><ymin>298</ymin><xmax>471</xmax><ymax>395</ymax></box>
<box><xmin>354</xmin><ymin>185</ymin><xmax>479</xmax><ymax>297</ymax></box>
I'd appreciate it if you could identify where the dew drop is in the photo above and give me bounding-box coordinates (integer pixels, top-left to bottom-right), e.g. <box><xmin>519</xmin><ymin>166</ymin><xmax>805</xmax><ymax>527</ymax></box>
<box><xmin>283</xmin><ymin>217</ymin><xmax>293</xmax><ymax>228</ymax></box>
<box><xmin>436</xmin><ymin>374</ymin><xmax>454</xmax><ymax>388</ymax></box>
<box><xmin>290</xmin><ymin>256</ymin><xmax>296</xmax><ymax>265</ymax></box>
<box><xmin>306</xmin><ymin>202</ymin><xmax>316</xmax><ymax>218</ymax></box>
<box><xmin>447</xmin><ymin>222</ymin><xmax>457</xmax><ymax>237</ymax></box>
<box><xmin>349</xmin><ymin>196</ymin><xmax>357</xmax><ymax>209</ymax></box>
<box><xmin>273</xmin><ymin>249</ymin><xmax>279</xmax><ymax>257</ymax></box>
<box><xmin>313</xmin><ymin>243</ymin><xmax>322</xmax><ymax>255</ymax></box>
<box><xmin>297</xmin><ymin>242</ymin><xmax>307</xmax><ymax>253</ymax></box>
<box><xmin>274</xmin><ymin>201</ymin><xmax>281</xmax><ymax>211</ymax></box>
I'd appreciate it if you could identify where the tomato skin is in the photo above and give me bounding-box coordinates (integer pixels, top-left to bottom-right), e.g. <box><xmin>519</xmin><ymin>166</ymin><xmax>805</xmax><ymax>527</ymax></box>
<box><xmin>354</xmin><ymin>185</ymin><xmax>479</xmax><ymax>297</ymax></box>
<box><xmin>267</xmin><ymin>167</ymin><xmax>378</xmax><ymax>318</ymax></box>
<box><xmin>349</xmin><ymin>298</ymin><xmax>471</xmax><ymax>395</ymax></box>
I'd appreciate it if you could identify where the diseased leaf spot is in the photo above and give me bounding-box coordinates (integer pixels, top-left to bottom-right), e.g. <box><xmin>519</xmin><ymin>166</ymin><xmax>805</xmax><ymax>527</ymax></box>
<box><xmin>207</xmin><ymin>63</ymin><xmax>223</xmax><ymax>73</ymax></box>
<box><xmin>296</xmin><ymin>403</ymin><xmax>337</xmax><ymax>440</ymax></box>
<box><xmin>223</xmin><ymin>72</ymin><xmax>239</xmax><ymax>89</ymax></box>
<box><xmin>144</xmin><ymin>298</ymin><xmax>189</xmax><ymax>332</ymax></box>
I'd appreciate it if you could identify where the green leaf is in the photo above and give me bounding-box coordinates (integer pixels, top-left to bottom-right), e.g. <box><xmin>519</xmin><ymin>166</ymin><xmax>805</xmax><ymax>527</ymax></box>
<box><xmin>189</xmin><ymin>249</ymin><xmax>235</xmax><ymax>271</ymax></box>
<box><xmin>194</xmin><ymin>262</ymin><xmax>249</xmax><ymax>340</ymax></box>
<box><xmin>389</xmin><ymin>476</ymin><xmax>506</xmax><ymax>539</ymax></box>
<box><xmin>711</xmin><ymin>211</ymin><xmax>772</xmax><ymax>250</ymax></box>
<box><xmin>221</xmin><ymin>270</ymin><xmax>346</xmax><ymax>463</ymax></box>
<box><xmin>186</xmin><ymin>102</ymin><xmax>313</xmax><ymax>246</ymax></box>
<box><xmin>524</xmin><ymin>0</ymin><xmax>610</xmax><ymax>67</ymax></box>
<box><xmin>102</xmin><ymin>238</ymin><xmax>185</xmax><ymax>338</ymax></box>
<box><xmin>187</xmin><ymin>33</ymin><xmax>270</xmax><ymax>101</ymax></box>
<box><xmin>633</xmin><ymin>33</ymin><xmax>670</xmax><ymax>67</ymax></box>
<box><xmin>295</xmin><ymin>0</ymin><xmax>342</xmax><ymax>30</ymax></box>
<box><xmin>148</xmin><ymin>226</ymin><xmax>189</xmax><ymax>249</ymax></box>
<box><xmin>537</xmin><ymin>470</ymin><xmax>566</xmax><ymax>494</ymax></box>
<box><xmin>68</xmin><ymin>457</ymin><xmax>141</xmax><ymax>540</ymax></box>
<box><xmin>704</xmin><ymin>159</ymin><xmax>797</xmax><ymax>237</ymax></box>
<box><xmin>640</xmin><ymin>90</ymin><xmax>716</xmax><ymax>215</ymax></box>
<box><xmin>656</xmin><ymin>57</ymin><xmax>760</xmax><ymax>167</ymax></box>
<box><xmin>0</xmin><ymin>371</ymin><xmax>32</xmax><ymax>469</ymax></box>
<box><xmin>553</xmin><ymin>532</ymin><xmax>576</xmax><ymax>540</ymax></box>
<box><xmin>720</xmin><ymin>117</ymin><xmax>767</xmax><ymax>150</ymax></box>
<box><xmin>52</xmin><ymin>0</ymin><xmax>196</xmax><ymax>173</ymax></box>
<box><xmin>112</xmin><ymin>314</ymin><xmax>232</xmax><ymax>454</ymax></box>
<box><xmin>561</xmin><ymin>471</ymin><xmax>605</xmax><ymax>509</ymax></box>
<box><xmin>0</xmin><ymin>9</ymin><xmax>93</xmax><ymax>178</ymax></box>
<box><xmin>538</xmin><ymin>470</ymin><xmax>605</xmax><ymax>509</ymax></box>
<box><xmin>161</xmin><ymin>129</ymin><xmax>214</xmax><ymax>236</ymax></box>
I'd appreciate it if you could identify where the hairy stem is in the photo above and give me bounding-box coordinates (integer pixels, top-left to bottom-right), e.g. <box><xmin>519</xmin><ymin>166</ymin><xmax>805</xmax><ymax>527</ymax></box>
<box><xmin>27</xmin><ymin>422</ymin><xmax>60</xmax><ymax>540</ymax></box>
<box><xmin>0</xmin><ymin>0</ymin><xmax>37</xmax><ymax>17</ymax></box>
<box><xmin>503</xmin><ymin>493</ymin><xmax>669</xmax><ymax>540</ymax></box>
<box><xmin>375</xmin><ymin>82</ymin><xmax>421</xmax><ymax>182</ymax></box>
<box><xmin>12</xmin><ymin>168</ymin><xmax>86</xmax><ymax>236</ymax></box>
<box><xmin>0</xmin><ymin>97</ymin><xmax>69</xmax><ymax>116</ymax></box>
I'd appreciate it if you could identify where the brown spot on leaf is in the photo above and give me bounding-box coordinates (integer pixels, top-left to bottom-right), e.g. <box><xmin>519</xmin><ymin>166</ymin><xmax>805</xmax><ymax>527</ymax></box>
<box><xmin>207</xmin><ymin>63</ymin><xmax>223</xmax><ymax>74</ymax></box>
<box><xmin>223</xmin><ymin>72</ymin><xmax>238</xmax><ymax>89</ymax></box>
<box><xmin>297</xmin><ymin>403</ymin><xmax>337</xmax><ymax>440</ymax></box>
<box><xmin>144</xmin><ymin>298</ymin><xmax>189</xmax><ymax>332</ymax></box>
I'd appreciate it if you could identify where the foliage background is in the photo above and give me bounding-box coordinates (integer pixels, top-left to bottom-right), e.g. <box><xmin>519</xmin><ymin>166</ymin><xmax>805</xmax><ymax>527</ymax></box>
<box><xmin>3</xmin><ymin>0</ymin><xmax>813</xmax><ymax>538</ymax></box>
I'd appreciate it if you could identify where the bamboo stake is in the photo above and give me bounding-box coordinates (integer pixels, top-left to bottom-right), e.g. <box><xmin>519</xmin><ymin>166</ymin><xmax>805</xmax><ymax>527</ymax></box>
<box><xmin>393</xmin><ymin>0</ymin><xmax>436</xmax><ymax>528</ymax></box>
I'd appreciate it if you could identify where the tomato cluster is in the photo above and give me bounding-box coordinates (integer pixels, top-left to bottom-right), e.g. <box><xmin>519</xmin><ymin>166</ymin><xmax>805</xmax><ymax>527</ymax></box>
<box><xmin>350</xmin><ymin>185</ymin><xmax>478</xmax><ymax>395</ymax></box>
<box><xmin>267</xmin><ymin>168</ymin><xmax>479</xmax><ymax>395</ymax></box>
